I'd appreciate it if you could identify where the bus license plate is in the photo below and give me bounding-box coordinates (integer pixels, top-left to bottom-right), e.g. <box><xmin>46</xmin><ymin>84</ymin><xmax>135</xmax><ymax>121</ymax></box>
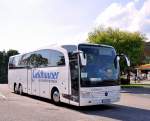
<box><xmin>102</xmin><ymin>99</ymin><xmax>110</xmax><ymax>104</ymax></box>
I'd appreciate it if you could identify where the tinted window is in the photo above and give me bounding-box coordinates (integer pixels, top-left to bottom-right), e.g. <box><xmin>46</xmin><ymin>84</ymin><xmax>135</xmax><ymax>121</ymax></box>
<box><xmin>10</xmin><ymin>50</ymin><xmax>65</xmax><ymax>68</ymax></box>
<box><xmin>62</xmin><ymin>45</ymin><xmax>77</xmax><ymax>53</ymax></box>
<box><xmin>79</xmin><ymin>45</ymin><xmax>119</xmax><ymax>87</ymax></box>
<box><xmin>27</xmin><ymin>51</ymin><xmax>48</xmax><ymax>68</ymax></box>
<box><xmin>37</xmin><ymin>50</ymin><xmax>65</xmax><ymax>66</ymax></box>
<box><xmin>23</xmin><ymin>50</ymin><xmax>65</xmax><ymax>68</ymax></box>
<box><xmin>50</xmin><ymin>50</ymin><xmax>65</xmax><ymax>66</ymax></box>
<box><xmin>14</xmin><ymin>56</ymin><xmax>20</xmax><ymax>67</ymax></box>
<box><xmin>19</xmin><ymin>54</ymin><xmax>31</xmax><ymax>67</ymax></box>
<box><xmin>9</xmin><ymin>57</ymin><xmax>14</xmax><ymax>69</ymax></box>
<box><xmin>9</xmin><ymin>56</ymin><xmax>21</xmax><ymax>69</ymax></box>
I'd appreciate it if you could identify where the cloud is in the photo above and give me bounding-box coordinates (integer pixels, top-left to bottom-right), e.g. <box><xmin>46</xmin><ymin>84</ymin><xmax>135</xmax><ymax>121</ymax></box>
<box><xmin>95</xmin><ymin>0</ymin><xmax>150</xmax><ymax>41</ymax></box>
<box><xmin>133</xmin><ymin>0</ymin><xmax>140</xmax><ymax>2</ymax></box>
<box><xmin>0</xmin><ymin>0</ymin><xmax>84</xmax><ymax>52</ymax></box>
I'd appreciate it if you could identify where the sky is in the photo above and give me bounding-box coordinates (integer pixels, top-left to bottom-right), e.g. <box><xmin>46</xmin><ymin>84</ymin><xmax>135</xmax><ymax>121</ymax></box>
<box><xmin>0</xmin><ymin>0</ymin><xmax>150</xmax><ymax>53</ymax></box>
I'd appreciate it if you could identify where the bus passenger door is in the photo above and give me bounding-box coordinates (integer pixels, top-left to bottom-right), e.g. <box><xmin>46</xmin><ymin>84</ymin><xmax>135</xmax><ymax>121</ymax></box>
<box><xmin>27</xmin><ymin>68</ymin><xmax>32</xmax><ymax>94</ymax></box>
<box><xmin>27</xmin><ymin>52</ymin><xmax>41</xmax><ymax>96</ymax></box>
<box><xmin>28</xmin><ymin>68</ymin><xmax>40</xmax><ymax>96</ymax></box>
<box><xmin>19</xmin><ymin>69</ymin><xmax>28</xmax><ymax>93</ymax></box>
<box><xmin>69</xmin><ymin>54</ymin><xmax>79</xmax><ymax>105</ymax></box>
<box><xmin>39</xmin><ymin>68</ymin><xmax>50</xmax><ymax>99</ymax></box>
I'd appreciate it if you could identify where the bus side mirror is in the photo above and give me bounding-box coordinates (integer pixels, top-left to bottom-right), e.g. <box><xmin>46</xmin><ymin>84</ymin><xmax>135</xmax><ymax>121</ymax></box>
<box><xmin>117</xmin><ymin>54</ymin><xmax>130</xmax><ymax>67</ymax></box>
<box><xmin>26</xmin><ymin>65</ymin><xmax>31</xmax><ymax>69</ymax></box>
<box><xmin>114</xmin><ymin>56</ymin><xmax>120</xmax><ymax>68</ymax></box>
<box><xmin>124</xmin><ymin>55</ymin><xmax>130</xmax><ymax>67</ymax></box>
<box><xmin>79</xmin><ymin>51</ymin><xmax>87</xmax><ymax>66</ymax></box>
<box><xmin>120</xmin><ymin>54</ymin><xmax>130</xmax><ymax>67</ymax></box>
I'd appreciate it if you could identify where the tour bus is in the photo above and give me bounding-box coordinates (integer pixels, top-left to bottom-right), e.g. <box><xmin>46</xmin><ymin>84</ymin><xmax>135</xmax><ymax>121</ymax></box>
<box><xmin>8</xmin><ymin>43</ymin><xmax>130</xmax><ymax>106</ymax></box>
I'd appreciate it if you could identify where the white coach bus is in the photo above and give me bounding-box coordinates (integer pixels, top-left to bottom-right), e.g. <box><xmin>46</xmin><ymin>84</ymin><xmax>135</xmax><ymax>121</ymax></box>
<box><xmin>8</xmin><ymin>43</ymin><xmax>130</xmax><ymax>106</ymax></box>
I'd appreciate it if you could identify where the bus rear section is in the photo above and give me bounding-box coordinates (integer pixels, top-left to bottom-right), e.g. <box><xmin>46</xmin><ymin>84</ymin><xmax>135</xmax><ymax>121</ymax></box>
<box><xmin>8</xmin><ymin>48</ymin><xmax>71</xmax><ymax>105</ymax></box>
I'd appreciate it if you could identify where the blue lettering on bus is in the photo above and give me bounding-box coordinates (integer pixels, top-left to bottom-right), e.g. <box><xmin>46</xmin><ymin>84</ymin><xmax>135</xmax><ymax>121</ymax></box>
<box><xmin>32</xmin><ymin>70</ymin><xmax>59</xmax><ymax>80</ymax></box>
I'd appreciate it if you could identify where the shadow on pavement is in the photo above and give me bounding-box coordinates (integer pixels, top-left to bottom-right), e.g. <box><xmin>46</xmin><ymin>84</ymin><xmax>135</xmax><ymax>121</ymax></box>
<box><xmin>121</xmin><ymin>87</ymin><xmax>150</xmax><ymax>95</ymax></box>
<box><xmin>16</xmin><ymin>93</ymin><xmax>150</xmax><ymax>121</ymax></box>
<box><xmin>61</xmin><ymin>104</ymin><xmax>150</xmax><ymax>121</ymax></box>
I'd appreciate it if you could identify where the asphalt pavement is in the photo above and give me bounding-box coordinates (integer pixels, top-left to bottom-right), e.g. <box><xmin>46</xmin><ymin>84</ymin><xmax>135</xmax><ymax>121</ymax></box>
<box><xmin>0</xmin><ymin>84</ymin><xmax>150</xmax><ymax>121</ymax></box>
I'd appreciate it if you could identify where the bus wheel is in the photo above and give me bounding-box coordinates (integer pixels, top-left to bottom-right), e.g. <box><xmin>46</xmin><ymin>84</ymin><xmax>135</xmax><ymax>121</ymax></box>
<box><xmin>18</xmin><ymin>85</ymin><xmax>23</xmax><ymax>95</ymax></box>
<box><xmin>52</xmin><ymin>89</ymin><xmax>60</xmax><ymax>104</ymax></box>
<box><xmin>14</xmin><ymin>84</ymin><xmax>18</xmax><ymax>94</ymax></box>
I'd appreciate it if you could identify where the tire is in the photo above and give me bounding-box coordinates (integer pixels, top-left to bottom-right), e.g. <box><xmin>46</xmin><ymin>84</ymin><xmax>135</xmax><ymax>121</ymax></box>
<box><xmin>14</xmin><ymin>84</ymin><xmax>18</xmax><ymax>94</ymax></box>
<box><xmin>51</xmin><ymin>90</ymin><xmax>60</xmax><ymax>104</ymax></box>
<box><xmin>18</xmin><ymin>85</ymin><xmax>23</xmax><ymax>95</ymax></box>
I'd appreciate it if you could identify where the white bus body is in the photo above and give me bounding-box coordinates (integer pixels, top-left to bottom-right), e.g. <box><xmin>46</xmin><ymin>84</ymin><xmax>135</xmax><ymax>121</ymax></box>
<box><xmin>8</xmin><ymin>43</ymin><xmax>121</xmax><ymax>106</ymax></box>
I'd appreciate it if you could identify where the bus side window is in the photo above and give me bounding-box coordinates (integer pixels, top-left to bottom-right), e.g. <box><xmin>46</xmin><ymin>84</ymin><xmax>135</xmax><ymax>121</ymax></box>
<box><xmin>27</xmin><ymin>53</ymin><xmax>44</xmax><ymax>68</ymax></box>
<box><xmin>9</xmin><ymin>57</ymin><xmax>14</xmax><ymax>69</ymax></box>
<box><xmin>36</xmin><ymin>49</ymin><xmax>65</xmax><ymax>67</ymax></box>
<box><xmin>19</xmin><ymin>54</ymin><xmax>30</xmax><ymax>68</ymax></box>
<box><xmin>9</xmin><ymin>56</ymin><xmax>20</xmax><ymax>69</ymax></box>
<box><xmin>51</xmin><ymin>50</ymin><xmax>65</xmax><ymax>66</ymax></box>
<box><xmin>34</xmin><ymin>50</ymin><xmax>49</xmax><ymax>67</ymax></box>
<box><xmin>18</xmin><ymin>50</ymin><xmax>66</xmax><ymax>68</ymax></box>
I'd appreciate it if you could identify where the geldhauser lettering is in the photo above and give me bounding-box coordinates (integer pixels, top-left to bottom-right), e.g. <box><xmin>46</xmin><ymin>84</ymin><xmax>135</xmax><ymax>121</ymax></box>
<box><xmin>32</xmin><ymin>70</ymin><xmax>59</xmax><ymax>80</ymax></box>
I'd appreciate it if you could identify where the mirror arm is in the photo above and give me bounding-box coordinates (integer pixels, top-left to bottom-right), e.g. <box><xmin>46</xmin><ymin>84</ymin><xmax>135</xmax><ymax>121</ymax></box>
<box><xmin>117</xmin><ymin>53</ymin><xmax>130</xmax><ymax>67</ymax></box>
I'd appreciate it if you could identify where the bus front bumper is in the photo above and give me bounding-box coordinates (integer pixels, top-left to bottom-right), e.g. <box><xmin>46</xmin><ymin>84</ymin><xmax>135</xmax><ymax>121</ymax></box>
<box><xmin>79</xmin><ymin>86</ymin><xmax>120</xmax><ymax>106</ymax></box>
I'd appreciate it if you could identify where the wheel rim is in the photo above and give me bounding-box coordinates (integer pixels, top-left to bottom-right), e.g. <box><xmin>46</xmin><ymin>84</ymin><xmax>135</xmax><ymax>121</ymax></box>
<box><xmin>19</xmin><ymin>86</ymin><xmax>22</xmax><ymax>95</ymax></box>
<box><xmin>15</xmin><ymin>85</ymin><xmax>18</xmax><ymax>93</ymax></box>
<box><xmin>53</xmin><ymin>91</ymin><xmax>60</xmax><ymax>103</ymax></box>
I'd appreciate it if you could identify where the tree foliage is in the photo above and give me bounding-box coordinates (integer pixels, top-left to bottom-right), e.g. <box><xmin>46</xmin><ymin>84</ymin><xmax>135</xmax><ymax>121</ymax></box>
<box><xmin>87</xmin><ymin>27</ymin><xmax>146</xmax><ymax>69</ymax></box>
<box><xmin>0</xmin><ymin>49</ymin><xmax>19</xmax><ymax>83</ymax></box>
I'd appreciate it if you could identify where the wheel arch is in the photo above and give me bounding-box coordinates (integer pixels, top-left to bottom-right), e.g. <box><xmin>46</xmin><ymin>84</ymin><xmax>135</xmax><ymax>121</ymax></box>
<box><xmin>51</xmin><ymin>86</ymin><xmax>59</xmax><ymax>98</ymax></box>
<box><xmin>51</xmin><ymin>86</ymin><xmax>60</xmax><ymax>96</ymax></box>
<box><xmin>14</xmin><ymin>82</ymin><xmax>17</xmax><ymax>90</ymax></box>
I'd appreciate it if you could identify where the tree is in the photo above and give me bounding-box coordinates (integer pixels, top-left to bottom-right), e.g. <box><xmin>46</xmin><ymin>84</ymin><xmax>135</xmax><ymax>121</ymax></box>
<box><xmin>6</xmin><ymin>49</ymin><xmax>19</xmax><ymax>57</ymax></box>
<box><xmin>87</xmin><ymin>27</ymin><xmax>146</xmax><ymax>69</ymax></box>
<box><xmin>0</xmin><ymin>51</ymin><xmax>6</xmax><ymax>83</ymax></box>
<box><xmin>0</xmin><ymin>49</ymin><xmax>19</xmax><ymax>84</ymax></box>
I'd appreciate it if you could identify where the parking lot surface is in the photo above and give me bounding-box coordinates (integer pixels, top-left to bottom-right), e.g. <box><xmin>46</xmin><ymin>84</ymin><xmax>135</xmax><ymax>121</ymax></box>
<box><xmin>0</xmin><ymin>84</ymin><xmax>150</xmax><ymax>121</ymax></box>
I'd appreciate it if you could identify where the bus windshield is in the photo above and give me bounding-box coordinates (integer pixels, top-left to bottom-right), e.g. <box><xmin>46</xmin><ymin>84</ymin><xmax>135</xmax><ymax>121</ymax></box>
<box><xmin>79</xmin><ymin>44</ymin><xmax>119</xmax><ymax>87</ymax></box>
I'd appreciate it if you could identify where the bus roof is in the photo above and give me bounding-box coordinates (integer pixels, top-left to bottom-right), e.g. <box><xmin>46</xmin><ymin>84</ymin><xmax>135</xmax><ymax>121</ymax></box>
<box><xmin>9</xmin><ymin>43</ymin><xmax>115</xmax><ymax>58</ymax></box>
<box><xmin>77</xmin><ymin>43</ymin><xmax>114</xmax><ymax>48</ymax></box>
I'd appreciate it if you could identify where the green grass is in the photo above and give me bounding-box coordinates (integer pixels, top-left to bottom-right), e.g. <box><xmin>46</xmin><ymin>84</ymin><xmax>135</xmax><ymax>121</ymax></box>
<box><xmin>121</xmin><ymin>84</ymin><xmax>150</xmax><ymax>88</ymax></box>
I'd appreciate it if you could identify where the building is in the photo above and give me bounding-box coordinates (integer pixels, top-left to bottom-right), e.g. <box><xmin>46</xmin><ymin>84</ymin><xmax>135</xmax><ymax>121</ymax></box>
<box><xmin>138</xmin><ymin>42</ymin><xmax>150</xmax><ymax>80</ymax></box>
<box><xmin>144</xmin><ymin>42</ymin><xmax>150</xmax><ymax>63</ymax></box>
<box><xmin>139</xmin><ymin>64</ymin><xmax>150</xmax><ymax>80</ymax></box>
